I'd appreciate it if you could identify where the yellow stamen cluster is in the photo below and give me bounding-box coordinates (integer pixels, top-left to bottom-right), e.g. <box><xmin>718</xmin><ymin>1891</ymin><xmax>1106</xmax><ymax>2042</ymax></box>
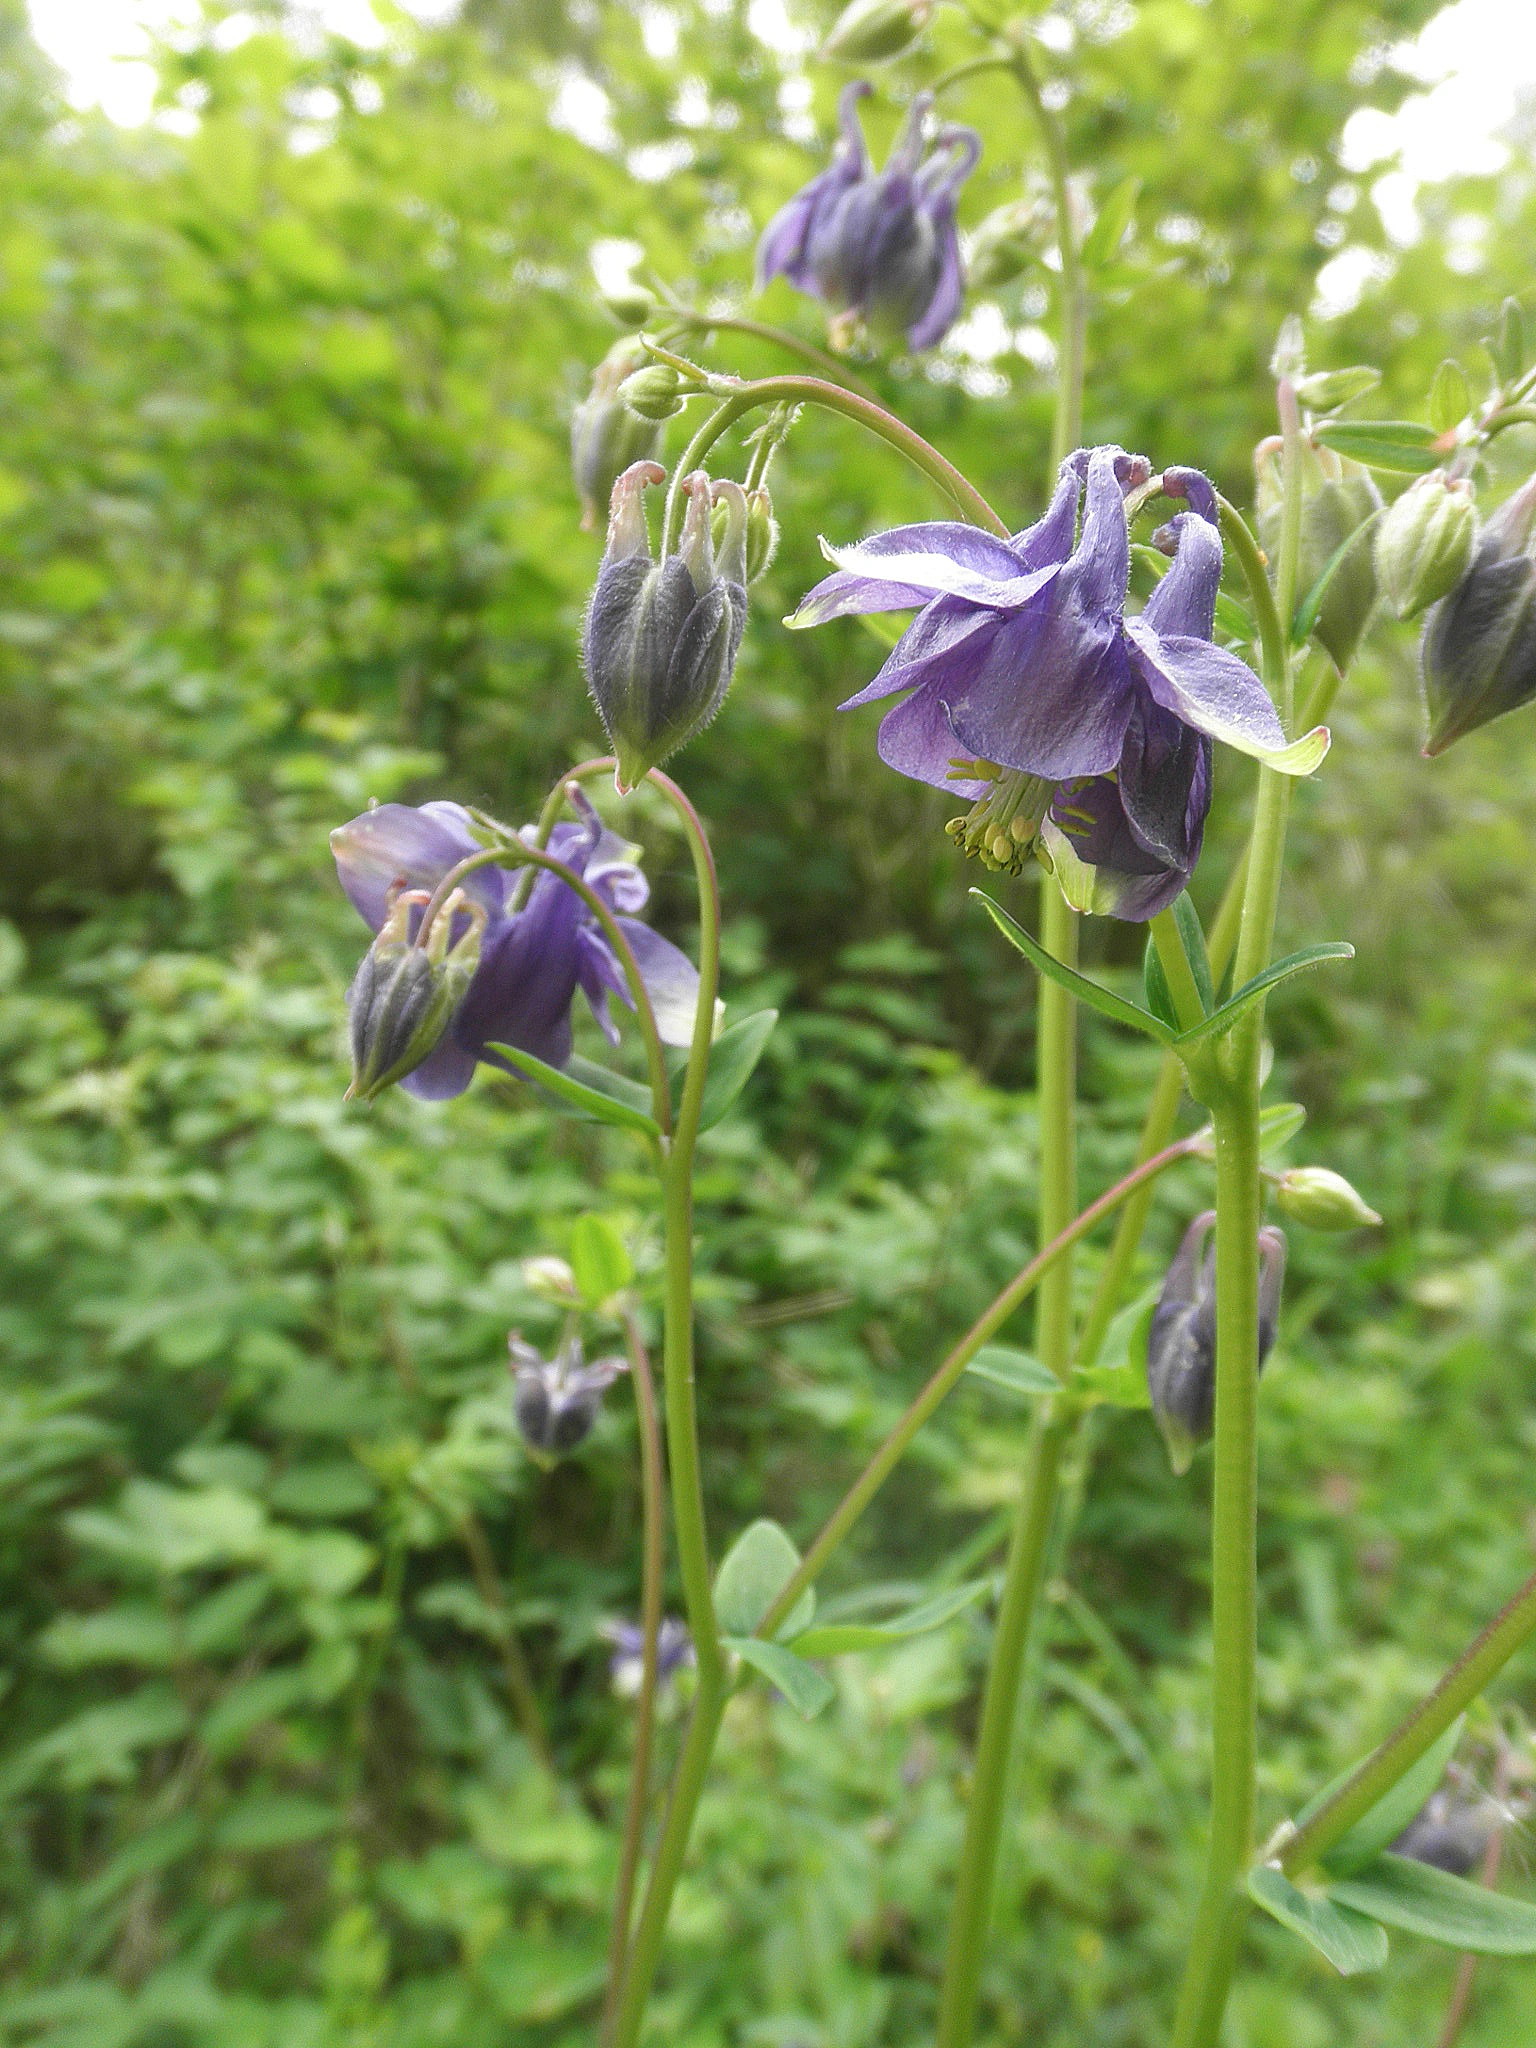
<box><xmin>942</xmin><ymin>759</ymin><xmax>1056</xmax><ymax>876</ymax></box>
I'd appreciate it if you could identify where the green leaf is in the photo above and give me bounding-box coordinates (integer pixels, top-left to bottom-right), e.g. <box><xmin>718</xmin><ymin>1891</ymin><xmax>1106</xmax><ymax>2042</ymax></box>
<box><xmin>723</xmin><ymin>1636</ymin><xmax>835</xmax><ymax>1719</ymax></box>
<box><xmin>1492</xmin><ymin>298</ymin><xmax>1527</xmax><ymax>387</ymax></box>
<box><xmin>1292</xmin><ymin>513</ymin><xmax>1380</xmax><ymax>648</ymax></box>
<box><xmin>789</xmin><ymin>1581</ymin><xmax>988</xmax><ymax>1657</ymax></box>
<box><xmin>965</xmin><ymin>1345</ymin><xmax>1061</xmax><ymax>1398</ymax></box>
<box><xmin>1142</xmin><ymin>934</ymin><xmax>1179</xmax><ymax>1031</ymax></box>
<box><xmin>487</xmin><ymin>1043</ymin><xmax>659</xmax><ymax>1138</ymax></box>
<box><xmin>714</xmin><ymin>1518</ymin><xmax>814</xmax><ymax>1639</ymax></box>
<box><xmin>1171</xmin><ymin>893</ymin><xmax>1215</xmax><ymax>1012</ymax></box>
<box><xmin>1248</xmin><ymin>1866</ymin><xmax>1389</xmax><ymax>1975</ymax></box>
<box><xmin>1314</xmin><ymin>419</ymin><xmax>1441</xmax><ymax>474</ymax></box>
<box><xmin>1315</xmin><ymin>1715</ymin><xmax>1466</xmax><ymax>1874</ymax></box>
<box><xmin>1173</xmin><ymin>944</ymin><xmax>1354</xmax><ymax>1047</ymax></box>
<box><xmin>696</xmin><ymin>1009</ymin><xmax>777</xmax><ymax>1130</ymax></box>
<box><xmin>1214</xmin><ymin>589</ymin><xmax>1256</xmax><ymax>645</ymax></box>
<box><xmin>1330</xmin><ymin>1854</ymin><xmax>1536</xmax><ymax>1955</ymax></box>
<box><xmin>568</xmin><ymin>1215</ymin><xmax>633</xmax><ymax>1306</ymax></box>
<box><xmin>1082</xmin><ymin>175</ymin><xmax>1140</xmax><ymax>267</ymax></box>
<box><xmin>972</xmin><ymin>892</ymin><xmax>1175</xmax><ymax>1046</ymax></box>
<box><xmin>1429</xmin><ymin>358</ymin><xmax>1471</xmax><ymax>433</ymax></box>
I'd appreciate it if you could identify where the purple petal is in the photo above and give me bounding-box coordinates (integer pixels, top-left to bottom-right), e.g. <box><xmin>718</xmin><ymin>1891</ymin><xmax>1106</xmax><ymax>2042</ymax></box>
<box><xmin>455</xmin><ymin>890</ymin><xmax>585</xmax><ymax>1071</ymax></box>
<box><xmin>576</xmin><ymin>925</ymin><xmax>624</xmax><ymax>1045</ymax></box>
<box><xmin>1159</xmin><ymin>466</ymin><xmax>1218</xmax><ymax>527</ymax></box>
<box><xmin>839</xmin><ymin>598</ymin><xmax>1003</xmax><ymax>709</ymax></box>
<box><xmin>1043</xmin><ymin>776</ymin><xmax>1193</xmax><ymax>922</ymax></box>
<box><xmin>1070</xmin><ymin>446</ymin><xmax>1135</xmax><ymax>620</ymax></box>
<box><xmin>942</xmin><ymin>600</ymin><xmax>1137</xmax><ymax>780</ymax></box>
<box><xmin>399</xmin><ymin>1033</ymin><xmax>482</xmax><ymax>1101</ymax></box>
<box><xmin>875</xmin><ymin>681</ymin><xmax>988</xmax><ymax>795</ymax></box>
<box><xmin>1115</xmin><ymin>698</ymin><xmax>1211</xmax><ymax>868</ymax></box>
<box><xmin>1009</xmin><ymin>459</ymin><xmax>1085</xmax><ymax>571</ymax></box>
<box><xmin>615</xmin><ymin>918</ymin><xmax>700</xmax><ymax>1046</ymax></box>
<box><xmin>1141</xmin><ymin>510</ymin><xmax>1223</xmax><ymax>641</ymax></box>
<box><xmin>800</xmin><ymin>535</ymin><xmax>1057</xmax><ymax>617</ymax></box>
<box><xmin>331</xmin><ymin>801</ymin><xmax>503</xmax><ymax>933</ymax></box>
<box><xmin>1126</xmin><ymin>626</ymin><xmax>1326</xmax><ymax>771</ymax></box>
<box><xmin>905</xmin><ymin>205</ymin><xmax>963</xmax><ymax>350</ymax></box>
<box><xmin>758</xmin><ymin>83</ymin><xmax>872</xmax><ymax>293</ymax></box>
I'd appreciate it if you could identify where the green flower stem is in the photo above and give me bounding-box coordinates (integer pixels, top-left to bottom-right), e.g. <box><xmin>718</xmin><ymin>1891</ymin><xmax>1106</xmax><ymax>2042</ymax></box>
<box><xmin>654</xmin><ymin>367</ymin><xmax>1010</xmax><ymax>549</ymax></box>
<box><xmin>605</xmin><ymin>1669</ymin><xmax>729</xmax><ymax>2048</ymax></box>
<box><xmin>662</xmin><ymin>305</ymin><xmax>880</xmax><ymax>402</ymax></box>
<box><xmin>1006</xmin><ymin>33</ymin><xmax>1085</xmax><ymax>475</ymax></box>
<box><xmin>1171</xmin><ymin>375</ymin><xmax>1305</xmax><ymax>2048</ymax></box>
<box><xmin>600</xmin><ymin>1307</ymin><xmax>667</xmax><ymax>2048</ymax></box>
<box><xmin>756</xmin><ymin>1128</ymin><xmax>1205</xmax><ymax>1643</ymax></box>
<box><xmin>1278</xmin><ymin>1563</ymin><xmax>1536</xmax><ymax>1878</ymax></box>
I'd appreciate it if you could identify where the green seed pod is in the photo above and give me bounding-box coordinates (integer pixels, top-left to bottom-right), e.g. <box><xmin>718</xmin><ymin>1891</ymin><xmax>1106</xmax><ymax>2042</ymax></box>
<box><xmin>1375</xmin><ymin>472</ymin><xmax>1477</xmax><ymax>622</ymax></box>
<box><xmin>571</xmin><ymin>338</ymin><xmax>664</xmax><ymax>531</ymax></box>
<box><xmin>1274</xmin><ymin>1166</ymin><xmax>1382</xmax><ymax>1231</ymax></box>
<box><xmin>820</xmin><ymin>0</ymin><xmax>933</xmax><ymax>63</ymax></box>
<box><xmin>619</xmin><ymin>361</ymin><xmax>690</xmax><ymax>422</ymax></box>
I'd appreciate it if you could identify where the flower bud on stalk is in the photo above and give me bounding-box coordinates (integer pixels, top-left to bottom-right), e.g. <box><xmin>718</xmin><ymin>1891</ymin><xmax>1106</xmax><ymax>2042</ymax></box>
<box><xmin>618</xmin><ymin>361</ymin><xmax>691</xmax><ymax>422</ymax></box>
<box><xmin>599</xmin><ymin>283</ymin><xmax>657</xmax><ymax>328</ymax></box>
<box><xmin>964</xmin><ymin>197</ymin><xmax>1048</xmax><ymax>291</ymax></box>
<box><xmin>1274</xmin><ymin>1166</ymin><xmax>1382</xmax><ymax>1231</ymax></box>
<box><xmin>1146</xmin><ymin>1213</ymin><xmax>1287</xmax><ymax>1475</ymax></box>
<box><xmin>583</xmin><ymin>462</ymin><xmax>749</xmax><ymax>788</ymax></box>
<box><xmin>1257</xmin><ymin>436</ymin><xmax>1381</xmax><ymax>672</ymax></box>
<box><xmin>1420</xmin><ymin>473</ymin><xmax>1536</xmax><ymax>755</ymax></box>
<box><xmin>715</xmin><ymin>485</ymin><xmax>779</xmax><ymax>583</ymax></box>
<box><xmin>821</xmin><ymin>0</ymin><xmax>934</xmax><ymax>64</ymax></box>
<box><xmin>1375</xmin><ymin>472</ymin><xmax>1477</xmax><ymax>621</ymax></box>
<box><xmin>346</xmin><ymin>884</ymin><xmax>486</xmax><ymax>1102</ymax></box>
<box><xmin>571</xmin><ymin>338</ymin><xmax>665</xmax><ymax>531</ymax></box>
<box><xmin>511</xmin><ymin>1333</ymin><xmax>627</xmax><ymax>1457</ymax></box>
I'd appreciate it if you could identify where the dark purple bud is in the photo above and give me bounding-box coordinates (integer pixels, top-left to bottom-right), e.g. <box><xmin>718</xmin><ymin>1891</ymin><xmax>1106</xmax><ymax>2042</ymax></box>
<box><xmin>1146</xmin><ymin>1213</ymin><xmax>1286</xmax><ymax>1474</ymax></box>
<box><xmin>1420</xmin><ymin>473</ymin><xmax>1536</xmax><ymax>755</ymax></box>
<box><xmin>571</xmin><ymin>339</ymin><xmax>665</xmax><ymax>531</ymax></box>
<box><xmin>1389</xmin><ymin>1787</ymin><xmax>1504</xmax><ymax>1876</ymax></box>
<box><xmin>583</xmin><ymin>463</ymin><xmax>748</xmax><ymax>789</ymax></box>
<box><xmin>510</xmin><ymin>1332</ymin><xmax>627</xmax><ymax>1458</ymax></box>
<box><xmin>347</xmin><ymin>884</ymin><xmax>486</xmax><ymax>1102</ymax></box>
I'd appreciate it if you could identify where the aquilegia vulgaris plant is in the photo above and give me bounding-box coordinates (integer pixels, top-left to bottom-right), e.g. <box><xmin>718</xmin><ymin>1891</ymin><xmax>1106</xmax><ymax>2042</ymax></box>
<box><xmin>327</xmin><ymin>12</ymin><xmax>1536</xmax><ymax>2047</ymax></box>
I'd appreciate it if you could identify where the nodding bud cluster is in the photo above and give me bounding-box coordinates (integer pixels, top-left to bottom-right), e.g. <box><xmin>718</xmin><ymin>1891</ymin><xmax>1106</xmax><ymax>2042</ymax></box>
<box><xmin>1274</xmin><ymin>1165</ymin><xmax>1382</xmax><ymax>1231</ymax></box>
<box><xmin>1376</xmin><ymin>471</ymin><xmax>1477</xmax><ymax>622</ymax></box>
<box><xmin>1257</xmin><ymin>436</ymin><xmax>1381</xmax><ymax>674</ymax></box>
<box><xmin>583</xmin><ymin>461</ymin><xmax>749</xmax><ymax>789</ymax></box>
<box><xmin>1146</xmin><ymin>1212</ymin><xmax>1287</xmax><ymax>1475</ymax></box>
<box><xmin>346</xmin><ymin>883</ymin><xmax>485</xmax><ymax>1102</ymax></box>
<box><xmin>821</xmin><ymin>0</ymin><xmax>934</xmax><ymax>63</ymax></box>
<box><xmin>571</xmin><ymin>339</ymin><xmax>666</xmax><ymax>531</ymax></box>
<box><xmin>1389</xmin><ymin>1785</ymin><xmax>1506</xmax><ymax>1876</ymax></box>
<box><xmin>510</xmin><ymin>1332</ymin><xmax>627</xmax><ymax>1457</ymax></box>
<box><xmin>965</xmin><ymin>197</ymin><xmax>1049</xmax><ymax>291</ymax></box>
<box><xmin>1420</xmin><ymin>473</ymin><xmax>1536</xmax><ymax>756</ymax></box>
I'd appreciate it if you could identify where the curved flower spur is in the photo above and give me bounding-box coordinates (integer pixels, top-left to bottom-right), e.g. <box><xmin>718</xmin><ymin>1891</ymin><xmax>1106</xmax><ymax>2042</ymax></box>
<box><xmin>756</xmin><ymin>81</ymin><xmax>981</xmax><ymax>353</ymax></box>
<box><xmin>788</xmin><ymin>445</ymin><xmax>1331</xmax><ymax>920</ymax></box>
<box><xmin>331</xmin><ymin>790</ymin><xmax>699</xmax><ymax>1099</ymax></box>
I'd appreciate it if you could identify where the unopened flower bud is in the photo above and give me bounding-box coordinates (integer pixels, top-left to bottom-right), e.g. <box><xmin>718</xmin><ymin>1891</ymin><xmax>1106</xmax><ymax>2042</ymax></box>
<box><xmin>1390</xmin><ymin>1787</ymin><xmax>1505</xmax><ymax>1876</ymax></box>
<box><xmin>1146</xmin><ymin>1214</ymin><xmax>1286</xmax><ymax>1475</ymax></box>
<box><xmin>571</xmin><ymin>339</ymin><xmax>664</xmax><ymax>531</ymax></box>
<box><xmin>964</xmin><ymin>198</ymin><xmax>1048</xmax><ymax>291</ymax></box>
<box><xmin>821</xmin><ymin>0</ymin><xmax>934</xmax><ymax>63</ymax></box>
<box><xmin>583</xmin><ymin>464</ymin><xmax>748</xmax><ymax>788</ymax></box>
<box><xmin>510</xmin><ymin>1333</ymin><xmax>627</xmax><ymax>1457</ymax></box>
<box><xmin>600</xmin><ymin>283</ymin><xmax>657</xmax><ymax>328</ymax></box>
<box><xmin>716</xmin><ymin>486</ymin><xmax>779</xmax><ymax>582</ymax></box>
<box><xmin>1375</xmin><ymin>472</ymin><xmax>1477</xmax><ymax>622</ymax></box>
<box><xmin>1274</xmin><ymin>1166</ymin><xmax>1382</xmax><ymax>1231</ymax></box>
<box><xmin>346</xmin><ymin>884</ymin><xmax>485</xmax><ymax>1102</ymax></box>
<box><xmin>618</xmin><ymin>362</ymin><xmax>690</xmax><ymax>422</ymax></box>
<box><xmin>1257</xmin><ymin>436</ymin><xmax>1382</xmax><ymax>673</ymax></box>
<box><xmin>1293</xmin><ymin>366</ymin><xmax>1381</xmax><ymax>413</ymax></box>
<box><xmin>522</xmin><ymin>1255</ymin><xmax>580</xmax><ymax>1304</ymax></box>
<box><xmin>1421</xmin><ymin>473</ymin><xmax>1536</xmax><ymax>755</ymax></box>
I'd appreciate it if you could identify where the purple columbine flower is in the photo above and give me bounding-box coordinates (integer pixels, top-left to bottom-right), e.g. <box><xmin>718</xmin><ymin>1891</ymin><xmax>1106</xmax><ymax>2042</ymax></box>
<box><xmin>788</xmin><ymin>446</ymin><xmax>1329</xmax><ymax>920</ymax></box>
<box><xmin>510</xmin><ymin>1332</ymin><xmax>627</xmax><ymax>1457</ymax></box>
<box><xmin>601</xmin><ymin>1617</ymin><xmax>695</xmax><ymax>1698</ymax></box>
<box><xmin>330</xmin><ymin>791</ymin><xmax>698</xmax><ymax>1100</ymax></box>
<box><xmin>756</xmin><ymin>82</ymin><xmax>980</xmax><ymax>352</ymax></box>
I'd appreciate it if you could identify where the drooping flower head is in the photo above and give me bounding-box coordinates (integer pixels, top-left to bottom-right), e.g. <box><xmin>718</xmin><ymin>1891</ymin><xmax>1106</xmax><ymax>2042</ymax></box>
<box><xmin>789</xmin><ymin>446</ymin><xmax>1328</xmax><ymax>920</ymax></box>
<box><xmin>756</xmin><ymin>82</ymin><xmax>980</xmax><ymax>352</ymax></box>
<box><xmin>510</xmin><ymin>1331</ymin><xmax>627</xmax><ymax>1457</ymax></box>
<box><xmin>331</xmin><ymin>790</ymin><xmax>697</xmax><ymax>1100</ymax></box>
<box><xmin>1420</xmin><ymin>471</ymin><xmax>1536</xmax><ymax>755</ymax></box>
<box><xmin>1145</xmin><ymin>1212</ymin><xmax>1286</xmax><ymax>1474</ymax></box>
<box><xmin>583</xmin><ymin>461</ymin><xmax>749</xmax><ymax>791</ymax></box>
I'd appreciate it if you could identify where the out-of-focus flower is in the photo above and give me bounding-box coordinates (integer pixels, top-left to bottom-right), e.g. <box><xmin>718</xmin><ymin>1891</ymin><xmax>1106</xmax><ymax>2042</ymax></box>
<box><xmin>601</xmin><ymin>1617</ymin><xmax>695</xmax><ymax>1697</ymax></box>
<box><xmin>1389</xmin><ymin>1786</ymin><xmax>1506</xmax><ymax>1876</ymax></box>
<box><xmin>1146</xmin><ymin>1212</ymin><xmax>1286</xmax><ymax>1474</ymax></box>
<box><xmin>571</xmin><ymin>338</ymin><xmax>665</xmax><ymax>531</ymax></box>
<box><xmin>756</xmin><ymin>82</ymin><xmax>980</xmax><ymax>352</ymax></box>
<box><xmin>583</xmin><ymin>461</ymin><xmax>748</xmax><ymax>789</ymax></box>
<box><xmin>331</xmin><ymin>791</ymin><xmax>698</xmax><ymax>1100</ymax></box>
<box><xmin>1420</xmin><ymin>473</ymin><xmax>1536</xmax><ymax>755</ymax></box>
<box><xmin>821</xmin><ymin>0</ymin><xmax>933</xmax><ymax>64</ymax></box>
<box><xmin>1375</xmin><ymin>471</ymin><xmax>1477</xmax><ymax>622</ymax></box>
<box><xmin>790</xmin><ymin>448</ymin><xmax>1326</xmax><ymax>919</ymax></box>
<box><xmin>510</xmin><ymin>1332</ymin><xmax>627</xmax><ymax>1456</ymax></box>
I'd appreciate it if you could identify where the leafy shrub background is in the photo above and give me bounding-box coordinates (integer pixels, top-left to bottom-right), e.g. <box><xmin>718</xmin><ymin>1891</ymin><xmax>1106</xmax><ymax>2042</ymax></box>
<box><xmin>3</xmin><ymin>0</ymin><xmax>1536</xmax><ymax>2042</ymax></box>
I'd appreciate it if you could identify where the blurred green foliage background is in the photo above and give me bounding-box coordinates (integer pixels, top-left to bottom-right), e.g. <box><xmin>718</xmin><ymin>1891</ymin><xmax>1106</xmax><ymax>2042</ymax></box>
<box><xmin>3</xmin><ymin>0</ymin><xmax>1536</xmax><ymax>2042</ymax></box>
